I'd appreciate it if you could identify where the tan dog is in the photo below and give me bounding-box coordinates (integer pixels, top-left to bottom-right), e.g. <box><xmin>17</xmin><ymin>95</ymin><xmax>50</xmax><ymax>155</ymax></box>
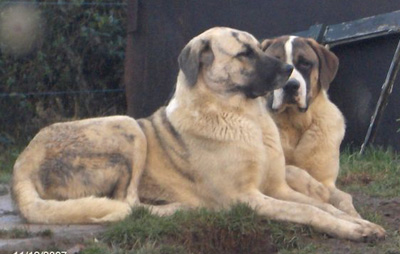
<box><xmin>261</xmin><ymin>36</ymin><xmax>361</xmax><ymax>217</ymax></box>
<box><xmin>12</xmin><ymin>27</ymin><xmax>384</xmax><ymax>241</ymax></box>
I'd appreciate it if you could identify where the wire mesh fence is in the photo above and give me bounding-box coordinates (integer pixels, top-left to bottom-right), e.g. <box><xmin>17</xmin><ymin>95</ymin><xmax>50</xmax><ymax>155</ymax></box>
<box><xmin>0</xmin><ymin>0</ymin><xmax>127</xmax><ymax>145</ymax></box>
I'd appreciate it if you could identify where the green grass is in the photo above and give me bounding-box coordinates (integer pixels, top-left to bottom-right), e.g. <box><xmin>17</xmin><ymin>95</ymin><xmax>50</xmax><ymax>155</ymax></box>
<box><xmin>0</xmin><ymin>146</ymin><xmax>22</xmax><ymax>184</ymax></box>
<box><xmin>81</xmin><ymin>204</ymin><xmax>314</xmax><ymax>254</ymax></box>
<box><xmin>82</xmin><ymin>242</ymin><xmax>188</xmax><ymax>254</ymax></box>
<box><xmin>339</xmin><ymin>146</ymin><xmax>400</xmax><ymax>197</ymax></box>
<box><xmin>0</xmin><ymin>228</ymin><xmax>53</xmax><ymax>239</ymax></box>
<box><xmin>102</xmin><ymin>204</ymin><xmax>280</xmax><ymax>253</ymax></box>
<box><xmin>0</xmin><ymin>228</ymin><xmax>31</xmax><ymax>239</ymax></box>
<box><xmin>356</xmin><ymin>206</ymin><xmax>385</xmax><ymax>226</ymax></box>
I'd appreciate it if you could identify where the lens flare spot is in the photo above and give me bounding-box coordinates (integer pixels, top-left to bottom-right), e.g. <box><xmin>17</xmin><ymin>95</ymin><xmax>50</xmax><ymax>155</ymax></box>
<box><xmin>0</xmin><ymin>4</ymin><xmax>43</xmax><ymax>56</ymax></box>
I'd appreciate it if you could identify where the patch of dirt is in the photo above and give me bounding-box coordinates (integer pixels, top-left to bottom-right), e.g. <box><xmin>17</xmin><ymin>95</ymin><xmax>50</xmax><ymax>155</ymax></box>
<box><xmin>354</xmin><ymin>192</ymin><xmax>400</xmax><ymax>232</ymax></box>
<box><xmin>379</xmin><ymin>198</ymin><xmax>400</xmax><ymax>230</ymax></box>
<box><xmin>303</xmin><ymin>192</ymin><xmax>400</xmax><ymax>254</ymax></box>
<box><xmin>173</xmin><ymin>227</ymin><xmax>277</xmax><ymax>254</ymax></box>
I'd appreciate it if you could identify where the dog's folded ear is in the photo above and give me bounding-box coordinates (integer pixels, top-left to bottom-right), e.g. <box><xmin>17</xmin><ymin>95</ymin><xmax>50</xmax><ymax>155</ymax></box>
<box><xmin>260</xmin><ymin>39</ymin><xmax>274</xmax><ymax>51</ymax></box>
<box><xmin>306</xmin><ymin>39</ymin><xmax>339</xmax><ymax>90</ymax></box>
<box><xmin>178</xmin><ymin>39</ymin><xmax>214</xmax><ymax>87</ymax></box>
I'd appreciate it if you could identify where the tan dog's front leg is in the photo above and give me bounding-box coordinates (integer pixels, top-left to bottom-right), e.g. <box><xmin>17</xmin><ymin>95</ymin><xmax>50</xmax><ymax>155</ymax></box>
<box><xmin>238</xmin><ymin>190</ymin><xmax>385</xmax><ymax>241</ymax></box>
<box><xmin>267</xmin><ymin>180</ymin><xmax>385</xmax><ymax>238</ymax></box>
<box><xmin>141</xmin><ymin>202</ymin><xmax>189</xmax><ymax>216</ymax></box>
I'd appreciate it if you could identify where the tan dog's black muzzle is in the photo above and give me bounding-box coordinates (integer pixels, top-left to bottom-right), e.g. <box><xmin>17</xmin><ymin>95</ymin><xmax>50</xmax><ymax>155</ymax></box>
<box><xmin>284</xmin><ymin>64</ymin><xmax>294</xmax><ymax>76</ymax></box>
<box><xmin>245</xmin><ymin>55</ymin><xmax>292</xmax><ymax>99</ymax></box>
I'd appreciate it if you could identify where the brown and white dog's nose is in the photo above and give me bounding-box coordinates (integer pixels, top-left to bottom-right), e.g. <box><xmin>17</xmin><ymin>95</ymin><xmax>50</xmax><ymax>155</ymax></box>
<box><xmin>284</xmin><ymin>79</ymin><xmax>300</xmax><ymax>93</ymax></box>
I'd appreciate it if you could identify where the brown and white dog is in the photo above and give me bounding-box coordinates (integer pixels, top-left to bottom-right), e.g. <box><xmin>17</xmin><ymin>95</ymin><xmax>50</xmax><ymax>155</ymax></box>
<box><xmin>261</xmin><ymin>36</ymin><xmax>361</xmax><ymax>218</ymax></box>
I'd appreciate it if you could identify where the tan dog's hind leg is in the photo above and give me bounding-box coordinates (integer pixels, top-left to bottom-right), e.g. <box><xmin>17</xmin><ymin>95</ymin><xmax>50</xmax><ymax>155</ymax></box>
<box><xmin>286</xmin><ymin>165</ymin><xmax>330</xmax><ymax>202</ymax></box>
<box><xmin>91</xmin><ymin>201</ymin><xmax>187</xmax><ymax>223</ymax></box>
<box><xmin>239</xmin><ymin>191</ymin><xmax>384</xmax><ymax>241</ymax></box>
<box><xmin>123</xmin><ymin>123</ymin><xmax>148</xmax><ymax>206</ymax></box>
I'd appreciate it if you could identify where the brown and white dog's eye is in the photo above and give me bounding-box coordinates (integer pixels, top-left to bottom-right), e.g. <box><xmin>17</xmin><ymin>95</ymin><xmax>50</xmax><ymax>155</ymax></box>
<box><xmin>297</xmin><ymin>59</ymin><xmax>313</xmax><ymax>70</ymax></box>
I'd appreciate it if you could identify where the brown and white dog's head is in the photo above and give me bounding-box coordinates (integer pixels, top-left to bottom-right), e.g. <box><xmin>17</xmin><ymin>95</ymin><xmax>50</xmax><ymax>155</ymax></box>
<box><xmin>261</xmin><ymin>36</ymin><xmax>339</xmax><ymax>113</ymax></box>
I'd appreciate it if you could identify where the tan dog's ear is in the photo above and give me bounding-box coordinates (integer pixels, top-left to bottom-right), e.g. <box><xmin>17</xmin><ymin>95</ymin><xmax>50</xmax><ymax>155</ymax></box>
<box><xmin>261</xmin><ymin>39</ymin><xmax>274</xmax><ymax>51</ymax></box>
<box><xmin>178</xmin><ymin>39</ymin><xmax>214</xmax><ymax>87</ymax></box>
<box><xmin>306</xmin><ymin>39</ymin><xmax>339</xmax><ymax>90</ymax></box>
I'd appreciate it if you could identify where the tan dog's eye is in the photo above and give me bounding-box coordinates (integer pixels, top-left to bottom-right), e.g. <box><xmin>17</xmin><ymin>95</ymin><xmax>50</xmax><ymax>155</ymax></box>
<box><xmin>236</xmin><ymin>45</ymin><xmax>255</xmax><ymax>58</ymax></box>
<box><xmin>272</xmin><ymin>55</ymin><xmax>282</xmax><ymax>60</ymax></box>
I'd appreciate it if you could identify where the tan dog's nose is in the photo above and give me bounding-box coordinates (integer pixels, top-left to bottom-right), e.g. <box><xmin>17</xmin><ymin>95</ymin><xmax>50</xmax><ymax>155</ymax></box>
<box><xmin>284</xmin><ymin>64</ymin><xmax>293</xmax><ymax>76</ymax></box>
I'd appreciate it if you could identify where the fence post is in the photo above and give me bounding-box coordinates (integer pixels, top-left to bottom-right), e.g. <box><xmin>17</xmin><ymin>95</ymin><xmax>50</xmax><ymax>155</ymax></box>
<box><xmin>124</xmin><ymin>0</ymin><xmax>141</xmax><ymax>118</ymax></box>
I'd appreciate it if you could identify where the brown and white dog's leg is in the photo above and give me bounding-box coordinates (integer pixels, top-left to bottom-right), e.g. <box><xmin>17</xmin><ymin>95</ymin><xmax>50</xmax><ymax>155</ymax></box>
<box><xmin>286</xmin><ymin>165</ymin><xmax>330</xmax><ymax>202</ymax></box>
<box><xmin>286</xmin><ymin>165</ymin><xmax>361</xmax><ymax>218</ymax></box>
<box><xmin>328</xmin><ymin>186</ymin><xmax>361</xmax><ymax>218</ymax></box>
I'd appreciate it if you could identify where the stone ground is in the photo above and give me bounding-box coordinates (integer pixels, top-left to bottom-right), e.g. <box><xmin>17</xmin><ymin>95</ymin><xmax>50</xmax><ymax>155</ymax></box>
<box><xmin>0</xmin><ymin>186</ymin><xmax>105</xmax><ymax>254</ymax></box>
<box><xmin>1</xmin><ymin>184</ymin><xmax>399</xmax><ymax>254</ymax></box>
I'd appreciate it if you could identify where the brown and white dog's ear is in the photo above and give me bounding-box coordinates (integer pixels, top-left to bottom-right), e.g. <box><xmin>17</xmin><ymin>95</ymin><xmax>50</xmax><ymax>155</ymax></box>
<box><xmin>306</xmin><ymin>39</ymin><xmax>339</xmax><ymax>90</ymax></box>
<box><xmin>178</xmin><ymin>39</ymin><xmax>214</xmax><ymax>87</ymax></box>
<box><xmin>260</xmin><ymin>39</ymin><xmax>274</xmax><ymax>51</ymax></box>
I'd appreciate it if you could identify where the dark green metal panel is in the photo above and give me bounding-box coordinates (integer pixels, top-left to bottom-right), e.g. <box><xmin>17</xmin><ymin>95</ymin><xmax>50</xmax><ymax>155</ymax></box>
<box><xmin>296</xmin><ymin>10</ymin><xmax>400</xmax><ymax>47</ymax></box>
